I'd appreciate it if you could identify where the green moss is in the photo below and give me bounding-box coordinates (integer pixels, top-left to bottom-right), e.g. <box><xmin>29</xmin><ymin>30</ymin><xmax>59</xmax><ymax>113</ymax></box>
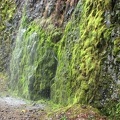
<box><xmin>0</xmin><ymin>0</ymin><xmax>16</xmax><ymax>71</ymax></box>
<box><xmin>9</xmin><ymin>1</ymin><xmax>119</xmax><ymax>117</ymax></box>
<box><xmin>51</xmin><ymin>0</ymin><xmax>114</xmax><ymax>106</ymax></box>
<box><xmin>0</xmin><ymin>0</ymin><xmax>15</xmax><ymax>30</ymax></box>
<box><xmin>48</xmin><ymin>104</ymin><xmax>104</xmax><ymax>120</ymax></box>
<box><xmin>113</xmin><ymin>37</ymin><xmax>120</xmax><ymax>56</ymax></box>
<box><xmin>10</xmin><ymin>9</ymin><xmax>59</xmax><ymax>99</ymax></box>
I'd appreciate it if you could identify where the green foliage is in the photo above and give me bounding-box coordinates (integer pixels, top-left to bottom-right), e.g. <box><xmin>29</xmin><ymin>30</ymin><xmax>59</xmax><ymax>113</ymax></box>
<box><xmin>48</xmin><ymin>104</ymin><xmax>105</xmax><ymax>120</ymax></box>
<box><xmin>101</xmin><ymin>101</ymin><xmax>120</xmax><ymax>120</ymax></box>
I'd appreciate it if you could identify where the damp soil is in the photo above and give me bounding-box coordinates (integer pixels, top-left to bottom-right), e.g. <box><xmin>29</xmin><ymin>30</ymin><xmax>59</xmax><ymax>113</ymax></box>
<box><xmin>0</xmin><ymin>77</ymin><xmax>47</xmax><ymax>120</ymax></box>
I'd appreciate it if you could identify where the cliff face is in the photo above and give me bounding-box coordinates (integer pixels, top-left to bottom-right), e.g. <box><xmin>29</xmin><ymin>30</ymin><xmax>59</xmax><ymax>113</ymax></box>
<box><xmin>0</xmin><ymin>0</ymin><xmax>16</xmax><ymax>72</ymax></box>
<box><xmin>0</xmin><ymin>0</ymin><xmax>79</xmax><ymax>71</ymax></box>
<box><xmin>0</xmin><ymin>0</ymin><xmax>120</xmax><ymax>111</ymax></box>
<box><xmin>8</xmin><ymin>0</ymin><xmax>80</xmax><ymax>99</ymax></box>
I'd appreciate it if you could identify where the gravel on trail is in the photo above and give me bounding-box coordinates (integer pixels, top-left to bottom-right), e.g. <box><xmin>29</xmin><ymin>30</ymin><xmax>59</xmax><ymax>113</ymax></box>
<box><xmin>0</xmin><ymin>77</ymin><xmax>47</xmax><ymax>120</ymax></box>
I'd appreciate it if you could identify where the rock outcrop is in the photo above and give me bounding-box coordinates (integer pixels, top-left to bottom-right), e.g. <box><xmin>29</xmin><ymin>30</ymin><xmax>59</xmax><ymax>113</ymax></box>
<box><xmin>0</xmin><ymin>1</ymin><xmax>120</xmax><ymax>118</ymax></box>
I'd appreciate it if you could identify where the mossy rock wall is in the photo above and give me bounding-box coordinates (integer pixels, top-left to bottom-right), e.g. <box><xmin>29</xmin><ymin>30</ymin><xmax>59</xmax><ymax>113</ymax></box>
<box><xmin>0</xmin><ymin>0</ymin><xmax>16</xmax><ymax>72</ymax></box>
<box><xmin>10</xmin><ymin>20</ymin><xmax>58</xmax><ymax>99</ymax></box>
<box><xmin>9</xmin><ymin>0</ymin><xmax>79</xmax><ymax>100</ymax></box>
<box><xmin>51</xmin><ymin>0</ymin><xmax>120</xmax><ymax>107</ymax></box>
<box><xmin>8</xmin><ymin>0</ymin><xmax>120</xmax><ymax>108</ymax></box>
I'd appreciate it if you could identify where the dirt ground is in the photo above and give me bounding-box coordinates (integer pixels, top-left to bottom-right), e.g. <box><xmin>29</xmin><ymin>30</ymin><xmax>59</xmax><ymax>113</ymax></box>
<box><xmin>0</xmin><ymin>77</ymin><xmax>47</xmax><ymax>120</ymax></box>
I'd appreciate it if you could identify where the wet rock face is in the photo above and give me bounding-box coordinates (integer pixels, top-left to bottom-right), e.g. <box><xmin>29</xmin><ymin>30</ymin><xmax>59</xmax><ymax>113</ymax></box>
<box><xmin>0</xmin><ymin>0</ymin><xmax>79</xmax><ymax>72</ymax></box>
<box><xmin>0</xmin><ymin>1</ymin><xmax>16</xmax><ymax>72</ymax></box>
<box><xmin>14</xmin><ymin>0</ymin><xmax>79</xmax><ymax>27</ymax></box>
<box><xmin>101</xmin><ymin>0</ymin><xmax>120</xmax><ymax>100</ymax></box>
<box><xmin>22</xmin><ymin>0</ymin><xmax>79</xmax><ymax>26</ymax></box>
